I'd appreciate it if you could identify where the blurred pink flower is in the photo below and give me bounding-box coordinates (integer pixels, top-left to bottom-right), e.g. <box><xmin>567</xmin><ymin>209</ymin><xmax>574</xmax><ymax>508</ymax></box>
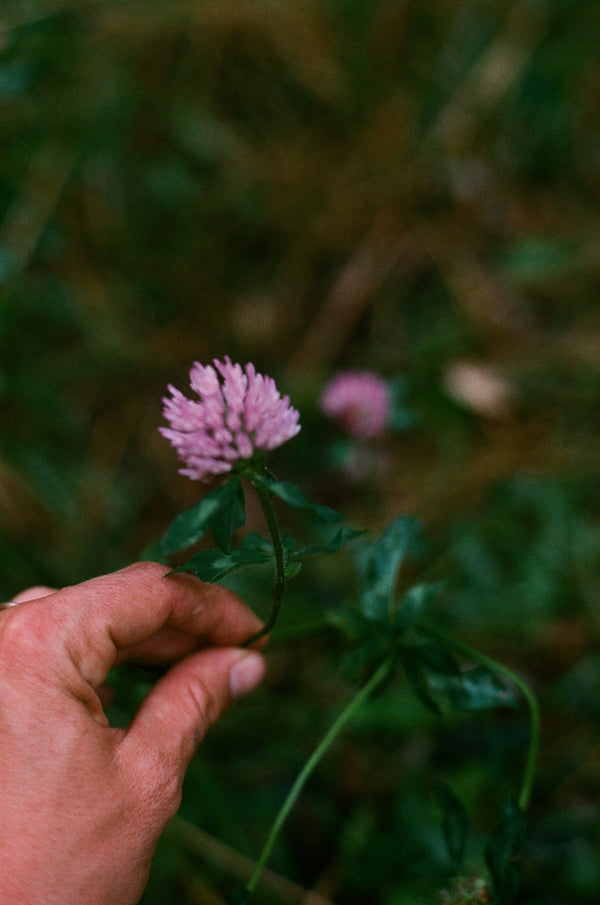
<box><xmin>160</xmin><ymin>357</ymin><xmax>300</xmax><ymax>482</ymax></box>
<box><xmin>319</xmin><ymin>370</ymin><xmax>390</xmax><ymax>439</ymax></box>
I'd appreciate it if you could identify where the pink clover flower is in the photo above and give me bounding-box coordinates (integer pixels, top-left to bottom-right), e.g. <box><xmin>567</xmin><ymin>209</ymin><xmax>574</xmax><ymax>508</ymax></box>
<box><xmin>320</xmin><ymin>370</ymin><xmax>390</xmax><ymax>439</ymax></box>
<box><xmin>160</xmin><ymin>357</ymin><xmax>300</xmax><ymax>482</ymax></box>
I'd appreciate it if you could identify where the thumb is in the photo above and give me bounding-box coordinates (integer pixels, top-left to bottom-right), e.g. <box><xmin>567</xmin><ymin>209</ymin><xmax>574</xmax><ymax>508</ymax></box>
<box><xmin>120</xmin><ymin>647</ymin><xmax>265</xmax><ymax>805</ymax></box>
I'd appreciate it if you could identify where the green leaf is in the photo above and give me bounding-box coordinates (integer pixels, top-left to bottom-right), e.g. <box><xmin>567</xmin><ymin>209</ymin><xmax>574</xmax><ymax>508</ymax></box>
<box><xmin>484</xmin><ymin>795</ymin><xmax>527</xmax><ymax>905</ymax></box>
<box><xmin>283</xmin><ymin>560</ymin><xmax>302</xmax><ymax>580</ymax></box>
<box><xmin>327</xmin><ymin>606</ymin><xmax>393</xmax><ymax>667</ymax></box>
<box><xmin>359</xmin><ymin>516</ymin><xmax>422</xmax><ymax>623</ymax></box>
<box><xmin>160</xmin><ymin>494</ymin><xmax>221</xmax><ymax>555</ymax></box>
<box><xmin>257</xmin><ymin>477</ymin><xmax>343</xmax><ymax>522</ymax></box>
<box><xmin>171</xmin><ymin>533</ymin><xmax>273</xmax><ymax>583</ymax></box>
<box><xmin>429</xmin><ymin>665</ymin><xmax>519</xmax><ymax>712</ymax></box>
<box><xmin>412</xmin><ymin>639</ymin><xmax>462</xmax><ymax>677</ymax></box>
<box><xmin>292</xmin><ymin>526</ymin><xmax>366</xmax><ymax>559</ymax></box>
<box><xmin>394</xmin><ymin>582</ymin><xmax>444</xmax><ymax>632</ymax></box>
<box><xmin>139</xmin><ymin>537</ymin><xmax>169</xmax><ymax>565</ymax></box>
<box><xmin>160</xmin><ymin>478</ymin><xmax>246</xmax><ymax>555</ymax></box>
<box><xmin>398</xmin><ymin>639</ymin><xmax>462</xmax><ymax>715</ymax></box>
<box><xmin>398</xmin><ymin>640</ymin><xmax>519</xmax><ymax>716</ymax></box>
<box><xmin>434</xmin><ymin>780</ymin><xmax>470</xmax><ymax>874</ymax></box>
<box><xmin>398</xmin><ymin>645</ymin><xmax>443</xmax><ymax>715</ymax></box>
<box><xmin>326</xmin><ymin>606</ymin><xmax>378</xmax><ymax>641</ymax></box>
<box><xmin>209</xmin><ymin>478</ymin><xmax>246</xmax><ymax>551</ymax></box>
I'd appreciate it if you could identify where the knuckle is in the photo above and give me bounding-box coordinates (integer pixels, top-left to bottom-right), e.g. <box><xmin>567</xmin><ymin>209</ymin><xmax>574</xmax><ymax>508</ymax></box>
<box><xmin>119</xmin><ymin>561</ymin><xmax>201</xmax><ymax>614</ymax></box>
<box><xmin>0</xmin><ymin>609</ymin><xmax>62</xmax><ymax>703</ymax></box>
<box><xmin>0</xmin><ymin>607</ymin><xmax>50</xmax><ymax>669</ymax></box>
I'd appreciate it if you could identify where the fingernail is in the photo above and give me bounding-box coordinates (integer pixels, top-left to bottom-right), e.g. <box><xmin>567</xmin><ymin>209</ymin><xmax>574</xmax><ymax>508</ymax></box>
<box><xmin>230</xmin><ymin>652</ymin><xmax>266</xmax><ymax>699</ymax></box>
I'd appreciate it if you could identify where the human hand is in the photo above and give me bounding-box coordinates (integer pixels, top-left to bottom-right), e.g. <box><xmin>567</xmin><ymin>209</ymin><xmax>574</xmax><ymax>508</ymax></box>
<box><xmin>0</xmin><ymin>562</ymin><xmax>266</xmax><ymax>905</ymax></box>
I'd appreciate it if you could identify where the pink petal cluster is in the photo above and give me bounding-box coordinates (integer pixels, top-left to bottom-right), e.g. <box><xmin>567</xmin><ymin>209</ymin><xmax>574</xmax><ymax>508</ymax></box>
<box><xmin>319</xmin><ymin>370</ymin><xmax>390</xmax><ymax>439</ymax></box>
<box><xmin>160</xmin><ymin>357</ymin><xmax>301</xmax><ymax>482</ymax></box>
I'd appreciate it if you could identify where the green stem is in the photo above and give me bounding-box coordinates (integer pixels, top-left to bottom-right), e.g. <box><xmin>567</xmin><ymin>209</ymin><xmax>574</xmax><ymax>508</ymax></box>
<box><xmin>243</xmin><ymin>478</ymin><xmax>287</xmax><ymax>646</ymax></box>
<box><xmin>243</xmin><ymin>656</ymin><xmax>394</xmax><ymax>901</ymax></box>
<box><xmin>425</xmin><ymin>627</ymin><xmax>540</xmax><ymax>812</ymax></box>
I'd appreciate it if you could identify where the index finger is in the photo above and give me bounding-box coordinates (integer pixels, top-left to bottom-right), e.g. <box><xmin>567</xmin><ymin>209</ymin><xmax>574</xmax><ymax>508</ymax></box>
<box><xmin>37</xmin><ymin>562</ymin><xmax>263</xmax><ymax>687</ymax></box>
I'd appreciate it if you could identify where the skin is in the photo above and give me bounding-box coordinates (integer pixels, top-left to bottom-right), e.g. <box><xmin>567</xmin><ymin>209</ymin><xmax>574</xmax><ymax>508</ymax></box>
<box><xmin>0</xmin><ymin>561</ymin><xmax>266</xmax><ymax>905</ymax></box>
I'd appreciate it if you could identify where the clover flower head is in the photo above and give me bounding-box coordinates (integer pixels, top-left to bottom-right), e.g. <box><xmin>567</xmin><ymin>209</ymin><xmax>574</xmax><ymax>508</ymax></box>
<box><xmin>320</xmin><ymin>370</ymin><xmax>390</xmax><ymax>439</ymax></box>
<box><xmin>160</xmin><ymin>357</ymin><xmax>301</xmax><ymax>482</ymax></box>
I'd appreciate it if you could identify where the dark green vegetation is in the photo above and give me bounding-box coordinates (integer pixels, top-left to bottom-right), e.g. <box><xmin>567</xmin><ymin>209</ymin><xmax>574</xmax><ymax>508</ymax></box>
<box><xmin>2</xmin><ymin>1</ymin><xmax>600</xmax><ymax>902</ymax></box>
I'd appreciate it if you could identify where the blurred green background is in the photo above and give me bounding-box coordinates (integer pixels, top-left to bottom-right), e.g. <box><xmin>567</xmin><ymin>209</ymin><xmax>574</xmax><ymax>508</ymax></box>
<box><xmin>2</xmin><ymin>1</ymin><xmax>600</xmax><ymax>902</ymax></box>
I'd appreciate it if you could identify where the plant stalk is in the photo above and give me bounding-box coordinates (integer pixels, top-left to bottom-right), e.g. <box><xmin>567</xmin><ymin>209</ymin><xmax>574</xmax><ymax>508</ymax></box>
<box><xmin>243</xmin><ymin>477</ymin><xmax>287</xmax><ymax>646</ymax></box>
<box><xmin>426</xmin><ymin>628</ymin><xmax>540</xmax><ymax>812</ymax></box>
<box><xmin>242</xmin><ymin>655</ymin><xmax>394</xmax><ymax>901</ymax></box>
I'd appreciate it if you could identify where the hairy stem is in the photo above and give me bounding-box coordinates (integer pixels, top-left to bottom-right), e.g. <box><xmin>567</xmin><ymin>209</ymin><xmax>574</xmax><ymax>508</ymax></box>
<box><xmin>243</xmin><ymin>478</ymin><xmax>286</xmax><ymax>646</ymax></box>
